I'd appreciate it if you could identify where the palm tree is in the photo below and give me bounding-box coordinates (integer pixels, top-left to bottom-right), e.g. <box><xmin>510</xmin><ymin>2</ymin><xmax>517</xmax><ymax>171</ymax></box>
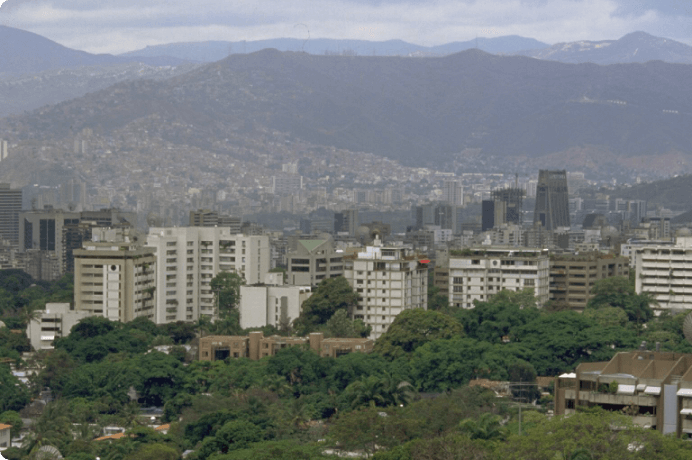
<box><xmin>345</xmin><ymin>376</ymin><xmax>389</xmax><ymax>409</ymax></box>
<box><xmin>458</xmin><ymin>413</ymin><xmax>508</xmax><ymax>441</ymax></box>
<box><xmin>20</xmin><ymin>305</ymin><xmax>43</xmax><ymax>351</ymax></box>
<box><xmin>381</xmin><ymin>372</ymin><xmax>415</xmax><ymax>407</ymax></box>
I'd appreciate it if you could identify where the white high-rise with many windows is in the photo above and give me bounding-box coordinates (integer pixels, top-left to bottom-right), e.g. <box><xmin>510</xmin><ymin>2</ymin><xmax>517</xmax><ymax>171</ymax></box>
<box><xmin>147</xmin><ymin>227</ymin><xmax>270</xmax><ymax>324</ymax></box>
<box><xmin>343</xmin><ymin>240</ymin><xmax>428</xmax><ymax>340</ymax></box>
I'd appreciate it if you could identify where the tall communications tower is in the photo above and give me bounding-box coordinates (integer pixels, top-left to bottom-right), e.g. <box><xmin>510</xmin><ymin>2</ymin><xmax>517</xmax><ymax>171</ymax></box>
<box><xmin>533</xmin><ymin>170</ymin><xmax>570</xmax><ymax>230</ymax></box>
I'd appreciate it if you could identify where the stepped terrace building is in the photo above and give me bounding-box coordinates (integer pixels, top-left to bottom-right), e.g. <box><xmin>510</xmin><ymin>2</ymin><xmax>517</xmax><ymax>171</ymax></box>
<box><xmin>555</xmin><ymin>351</ymin><xmax>692</xmax><ymax>436</ymax></box>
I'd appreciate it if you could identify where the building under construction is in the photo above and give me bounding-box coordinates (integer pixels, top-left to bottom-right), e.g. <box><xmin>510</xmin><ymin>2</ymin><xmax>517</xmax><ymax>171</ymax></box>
<box><xmin>534</xmin><ymin>170</ymin><xmax>570</xmax><ymax>231</ymax></box>
<box><xmin>492</xmin><ymin>187</ymin><xmax>525</xmax><ymax>225</ymax></box>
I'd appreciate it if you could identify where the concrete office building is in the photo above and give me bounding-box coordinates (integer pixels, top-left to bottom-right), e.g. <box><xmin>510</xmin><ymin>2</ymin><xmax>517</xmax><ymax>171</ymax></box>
<box><xmin>634</xmin><ymin>237</ymin><xmax>692</xmax><ymax>314</ymax></box>
<box><xmin>286</xmin><ymin>238</ymin><xmax>344</xmax><ymax>286</ymax></box>
<box><xmin>343</xmin><ymin>240</ymin><xmax>428</xmax><ymax>340</ymax></box>
<box><xmin>239</xmin><ymin>278</ymin><xmax>312</xmax><ymax>329</ymax></box>
<box><xmin>147</xmin><ymin>227</ymin><xmax>270</xmax><ymax>323</ymax></box>
<box><xmin>199</xmin><ymin>331</ymin><xmax>372</xmax><ymax>361</ymax></box>
<box><xmin>74</xmin><ymin>231</ymin><xmax>156</xmax><ymax>323</ymax></box>
<box><xmin>555</xmin><ymin>351</ymin><xmax>692</xmax><ymax>436</ymax></box>
<box><xmin>0</xmin><ymin>183</ymin><xmax>22</xmax><ymax>245</ymax></box>
<box><xmin>26</xmin><ymin>302</ymin><xmax>93</xmax><ymax>351</ymax></box>
<box><xmin>440</xmin><ymin>247</ymin><xmax>550</xmax><ymax>309</ymax></box>
<box><xmin>549</xmin><ymin>252</ymin><xmax>629</xmax><ymax>312</ymax></box>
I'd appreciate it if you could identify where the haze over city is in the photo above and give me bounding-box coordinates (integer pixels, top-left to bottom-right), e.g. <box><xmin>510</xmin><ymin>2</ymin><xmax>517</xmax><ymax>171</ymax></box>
<box><xmin>2</xmin><ymin>1</ymin><xmax>692</xmax><ymax>459</ymax></box>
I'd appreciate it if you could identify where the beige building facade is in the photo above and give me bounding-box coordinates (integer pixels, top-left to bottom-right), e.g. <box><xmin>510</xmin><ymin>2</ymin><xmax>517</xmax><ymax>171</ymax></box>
<box><xmin>146</xmin><ymin>227</ymin><xmax>270</xmax><ymax>323</ymax></box>
<box><xmin>549</xmin><ymin>252</ymin><xmax>629</xmax><ymax>312</ymax></box>
<box><xmin>199</xmin><ymin>331</ymin><xmax>373</xmax><ymax>361</ymax></box>
<box><xmin>73</xmin><ymin>239</ymin><xmax>156</xmax><ymax>322</ymax></box>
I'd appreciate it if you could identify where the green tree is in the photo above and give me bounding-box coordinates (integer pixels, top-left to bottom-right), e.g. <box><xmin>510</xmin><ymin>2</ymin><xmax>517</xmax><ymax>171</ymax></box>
<box><xmin>211</xmin><ymin>272</ymin><xmax>245</xmax><ymax>313</ymax></box>
<box><xmin>459</xmin><ymin>412</ymin><xmax>508</xmax><ymax>441</ymax></box>
<box><xmin>322</xmin><ymin>309</ymin><xmax>371</xmax><ymax>338</ymax></box>
<box><xmin>583</xmin><ymin>306</ymin><xmax>629</xmax><ymax>328</ymax></box>
<box><xmin>500</xmin><ymin>409</ymin><xmax>692</xmax><ymax>460</ymax></box>
<box><xmin>374</xmin><ymin>309</ymin><xmax>464</xmax><ymax>359</ymax></box>
<box><xmin>427</xmin><ymin>285</ymin><xmax>449</xmax><ymax>312</ymax></box>
<box><xmin>587</xmin><ymin>276</ymin><xmax>655</xmax><ymax>327</ymax></box>
<box><xmin>124</xmin><ymin>443</ymin><xmax>179</xmax><ymax>460</ymax></box>
<box><xmin>294</xmin><ymin>277</ymin><xmax>358</xmax><ymax>335</ymax></box>
<box><xmin>0</xmin><ymin>410</ymin><xmax>23</xmax><ymax>438</ymax></box>
<box><xmin>0</xmin><ymin>365</ymin><xmax>29</xmax><ymax>412</ymax></box>
<box><xmin>210</xmin><ymin>439</ymin><xmax>328</xmax><ymax>460</ymax></box>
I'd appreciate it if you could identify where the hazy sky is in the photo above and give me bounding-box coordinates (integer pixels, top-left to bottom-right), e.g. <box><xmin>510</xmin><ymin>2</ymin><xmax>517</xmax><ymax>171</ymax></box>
<box><xmin>1</xmin><ymin>0</ymin><xmax>691</xmax><ymax>54</ymax></box>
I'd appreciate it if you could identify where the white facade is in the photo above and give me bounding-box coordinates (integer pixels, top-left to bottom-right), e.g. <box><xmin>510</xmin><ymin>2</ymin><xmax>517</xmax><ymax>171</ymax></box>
<box><xmin>147</xmin><ymin>227</ymin><xmax>270</xmax><ymax>324</ymax></box>
<box><xmin>26</xmin><ymin>303</ymin><xmax>92</xmax><ymax>351</ymax></box>
<box><xmin>634</xmin><ymin>237</ymin><xmax>692</xmax><ymax>313</ymax></box>
<box><xmin>344</xmin><ymin>243</ymin><xmax>428</xmax><ymax>340</ymax></box>
<box><xmin>239</xmin><ymin>284</ymin><xmax>312</xmax><ymax>329</ymax></box>
<box><xmin>447</xmin><ymin>248</ymin><xmax>550</xmax><ymax>309</ymax></box>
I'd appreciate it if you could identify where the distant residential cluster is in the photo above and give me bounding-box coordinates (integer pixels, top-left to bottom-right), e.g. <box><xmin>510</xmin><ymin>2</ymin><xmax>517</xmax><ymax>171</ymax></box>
<box><xmin>1</xmin><ymin>163</ymin><xmax>690</xmax><ymax>351</ymax></box>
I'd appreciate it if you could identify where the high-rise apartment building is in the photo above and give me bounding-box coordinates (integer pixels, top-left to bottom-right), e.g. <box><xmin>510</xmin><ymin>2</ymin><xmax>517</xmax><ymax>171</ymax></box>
<box><xmin>439</xmin><ymin>247</ymin><xmax>550</xmax><ymax>309</ymax></box>
<box><xmin>534</xmin><ymin>170</ymin><xmax>570</xmax><ymax>230</ymax></box>
<box><xmin>634</xmin><ymin>237</ymin><xmax>692</xmax><ymax>314</ymax></box>
<box><xmin>146</xmin><ymin>227</ymin><xmax>270</xmax><ymax>324</ymax></box>
<box><xmin>74</xmin><ymin>231</ymin><xmax>156</xmax><ymax>322</ymax></box>
<box><xmin>0</xmin><ymin>183</ymin><xmax>22</xmax><ymax>245</ymax></box>
<box><xmin>343</xmin><ymin>240</ymin><xmax>428</xmax><ymax>340</ymax></box>
<box><xmin>334</xmin><ymin>209</ymin><xmax>359</xmax><ymax>236</ymax></box>
<box><xmin>442</xmin><ymin>180</ymin><xmax>464</xmax><ymax>206</ymax></box>
<box><xmin>549</xmin><ymin>253</ymin><xmax>629</xmax><ymax>312</ymax></box>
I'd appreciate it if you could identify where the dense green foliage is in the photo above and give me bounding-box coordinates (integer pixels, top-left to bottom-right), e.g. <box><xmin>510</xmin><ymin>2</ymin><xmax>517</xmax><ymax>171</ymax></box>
<box><xmin>294</xmin><ymin>277</ymin><xmax>358</xmax><ymax>334</ymax></box>
<box><xmin>7</xmin><ymin>267</ymin><xmax>692</xmax><ymax>459</ymax></box>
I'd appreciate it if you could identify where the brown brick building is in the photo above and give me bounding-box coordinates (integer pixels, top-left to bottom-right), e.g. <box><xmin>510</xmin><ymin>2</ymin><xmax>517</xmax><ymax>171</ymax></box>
<box><xmin>199</xmin><ymin>331</ymin><xmax>373</xmax><ymax>361</ymax></box>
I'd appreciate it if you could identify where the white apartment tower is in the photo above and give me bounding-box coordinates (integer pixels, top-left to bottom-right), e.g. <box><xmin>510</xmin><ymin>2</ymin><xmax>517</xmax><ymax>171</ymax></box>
<box><xmin>634</xmin><ymin>237</ymin><xmax>692</xmax><ymax>314</ymax></box>
<box><xmin>442</xmin><ymin>180</ymin><xmax>464</xmax><ymax>206</ymax></box>
<box><xmin>343</xmin><ymin>240</ymin><xmax>428</xmax><ymax>340</ymax></box>
<box><xmin>146</xmin><ymin>227</ymin><xmax>270</xmax><ymax>324</ymax></box>
<box><xmin>445</xmin><ymin>247</ymin><xmax>550</xmax><ymax>309</ymax></box>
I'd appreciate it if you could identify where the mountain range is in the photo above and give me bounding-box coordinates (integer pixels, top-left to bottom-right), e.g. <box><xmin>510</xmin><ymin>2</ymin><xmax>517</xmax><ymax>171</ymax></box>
<box><xmin>513</xmin><ymin>31</ymin><xmax>692</xmax><ymax>65</ymax></box>
<box><xmin>120</xmin><ymin>36</ymin><xmax>549</xmax><ymax>61</ymax></box>
<box><xmin>2</xmin><ymin>48</ymin><xmax>691</xmax><ymax>174</ymax></box>
<box><xmin>121</xmin><ymin>31</ymin><xmax>692</xmax><ymax>66</ymax></box>
<box><xmin>0</xmin><ymin>25</ymin><xmax>188</xmax><ymax>76</ymax></box>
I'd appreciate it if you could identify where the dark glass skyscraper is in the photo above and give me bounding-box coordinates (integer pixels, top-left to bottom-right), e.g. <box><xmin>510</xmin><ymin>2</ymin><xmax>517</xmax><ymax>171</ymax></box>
<box><xmin>534</xmin><ymin>170</ymin><xmax>570</xmax><ymax>230</ymax></box>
